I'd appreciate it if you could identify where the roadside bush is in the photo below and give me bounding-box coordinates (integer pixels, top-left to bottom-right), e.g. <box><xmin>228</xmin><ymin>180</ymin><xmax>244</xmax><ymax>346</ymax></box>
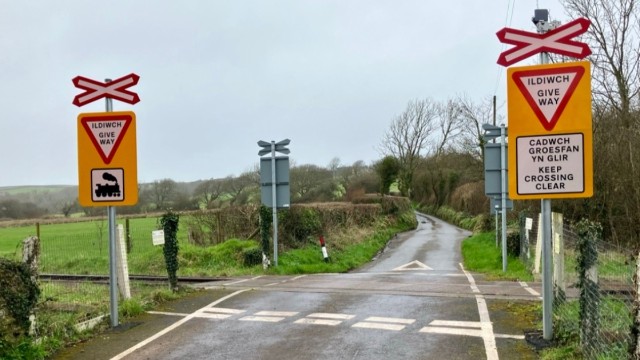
<box><xmin>279</xmin><ymin>207</ymin><xmax>322</xmax><ymax>248</ymax></box>
<box><xmin>0</xmin><ymin>257</ymin><xmax>40</xmax><ymax>354</ymax></box>
<box><xmin>242</xmin><ymin>247</ymin><xmax>262</xmax><ymax>267</ymax></box>
<box><xmin>184</xmin><ymin>205</ymin><xmax>260</xmax><ymax>246</ymax></box>
<box><xmin>506</xmin><ymin>229</ymin><xmax>520</xmax><ymax>257</ymax></box>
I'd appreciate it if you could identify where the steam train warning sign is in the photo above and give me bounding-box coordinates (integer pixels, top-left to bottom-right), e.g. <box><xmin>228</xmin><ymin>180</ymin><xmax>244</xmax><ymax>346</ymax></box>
<box><xmin>91</xmin><ymin>169</ymin><xmax>124</xmax><ymax>202</ymax></box>
<box><xmin>78</xmin><ymin>111</ymin><xmax>138</xmax><ymax>207</ymax></box>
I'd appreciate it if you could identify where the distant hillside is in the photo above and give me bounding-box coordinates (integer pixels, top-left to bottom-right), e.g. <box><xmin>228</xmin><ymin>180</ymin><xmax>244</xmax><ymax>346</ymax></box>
<box><xmin>0</xmin><ymin>185</ymin><xmax>76</xmax><ymax>196</ymax></box>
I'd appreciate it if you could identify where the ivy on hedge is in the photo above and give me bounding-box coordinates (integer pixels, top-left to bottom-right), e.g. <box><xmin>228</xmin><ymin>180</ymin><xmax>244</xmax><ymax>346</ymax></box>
<box><xmin>0</xmin><ymin>258</ymin><xmax>40</xmax><ymax>342</ymax></box>
<box><xmin>160</xmin><ymin>210</ymin><xmax>180</xmax><ymax>291</ymax></box>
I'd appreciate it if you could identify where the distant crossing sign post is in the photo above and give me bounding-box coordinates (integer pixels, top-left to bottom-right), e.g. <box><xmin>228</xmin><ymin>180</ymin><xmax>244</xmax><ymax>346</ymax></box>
<box><xmin>497</xmin><ymin>12</ymin><xmax>592</xmax><ymax>341</ymax></box>
<box><xmin>258</xmin><ymin>139</ymin><xmax>291</xmax><ymax>267</ymax></box>
<box><xmin>73</xmin><ymin>73</ymin><xmax>140</xmax><ymax>327</ymax></box>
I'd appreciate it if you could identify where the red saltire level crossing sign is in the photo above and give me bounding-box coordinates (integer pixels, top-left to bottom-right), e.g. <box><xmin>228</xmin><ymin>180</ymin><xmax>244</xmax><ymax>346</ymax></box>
<box><xmin>72</xmin><ymin>73</ymin><xmax>140</xmax><ymax>106</ymax></box>
<box><xmin>496</xmin><ymin>18</ymin><xmax>591</xmax><ymax>67</ymax></box>
<box><xmin>80</xmin><ymin>113</ymin><xmax>133</xmax><ymax>164</ymax></box>
<box><xmin>511</xmin><ymin>65</ymin><xmax>585</xmax><ymax>131</ymax></box>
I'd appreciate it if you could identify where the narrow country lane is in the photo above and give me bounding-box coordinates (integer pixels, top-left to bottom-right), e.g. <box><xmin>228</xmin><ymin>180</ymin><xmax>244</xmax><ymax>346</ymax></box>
<box><xmin>55</xmin><ymin>214</ymin><xmax>541</xmax><ymax>360</ymax></box>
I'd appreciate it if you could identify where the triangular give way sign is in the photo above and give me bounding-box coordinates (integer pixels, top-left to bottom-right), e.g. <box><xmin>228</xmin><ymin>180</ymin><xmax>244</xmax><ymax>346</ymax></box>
<box><xmin>512</xmin><ymin>66</ymin><xmax>584</xmax><ymax>131</ymax></box>
<box><xmin>80</xmin><ymin>113</ymin><xmax>132</xmax><ymax>164</ymax></box>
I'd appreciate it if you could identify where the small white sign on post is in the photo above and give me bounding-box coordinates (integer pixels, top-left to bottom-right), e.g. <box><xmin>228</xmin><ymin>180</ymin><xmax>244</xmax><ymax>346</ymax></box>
<box><xmin>152</xmin><ymin>230</ymin><xmax>165</xmax><ymax>246</ymax></box>
<box><xmin>526</xmin><ymin>217</ymin><xmax>533</xmax><ymax>231</ymax></box>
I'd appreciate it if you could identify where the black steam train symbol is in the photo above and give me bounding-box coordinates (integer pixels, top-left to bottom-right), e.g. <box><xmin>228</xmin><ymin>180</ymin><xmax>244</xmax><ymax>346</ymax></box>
<box><xmin>95</xmin><ymin>172</ymin><xmax>121</xmax><ymax>198</ymax></box>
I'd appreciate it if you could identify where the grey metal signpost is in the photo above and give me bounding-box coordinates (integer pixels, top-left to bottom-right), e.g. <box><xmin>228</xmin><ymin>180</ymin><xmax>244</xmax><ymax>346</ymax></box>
<box><xmin>258</xmin><ymin>139</ymin><xmax>290</xmax><ymax>266</ymax></box>
<box><xmin>104</xmin><ymin>85</ymin><xmax>119</xmax><ymax>327</ymax></box>
<box><xmin>483</xmin><ymin>124</ymin><xmax>509</xmax><ymax>272</ymax></box>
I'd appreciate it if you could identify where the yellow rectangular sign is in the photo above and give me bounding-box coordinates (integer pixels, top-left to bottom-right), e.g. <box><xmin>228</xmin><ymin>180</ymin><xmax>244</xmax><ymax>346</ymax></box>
<box><xmin>507</xmin><ymin>61</ymin><xmax>592</xmax><ymax>199</ymax></box>
<box><xmin>77</xmin><ymin>111</ymin><xmax>138</xmax><ymax>206</ymax></box>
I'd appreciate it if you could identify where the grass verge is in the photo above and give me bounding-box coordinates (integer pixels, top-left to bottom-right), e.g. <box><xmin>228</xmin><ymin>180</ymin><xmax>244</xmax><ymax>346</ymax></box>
<box><xmin>461</xmin><ymin>232</ymin><xmax>532</xmax><ymax>281</ymax></box>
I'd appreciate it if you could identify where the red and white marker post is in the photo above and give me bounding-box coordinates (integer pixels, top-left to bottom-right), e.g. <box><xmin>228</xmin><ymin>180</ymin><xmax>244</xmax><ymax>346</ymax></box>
<box><xmin>319</xmin><ymin>235</ymin><xmax>330</xmax><ymax>262</ymax></box>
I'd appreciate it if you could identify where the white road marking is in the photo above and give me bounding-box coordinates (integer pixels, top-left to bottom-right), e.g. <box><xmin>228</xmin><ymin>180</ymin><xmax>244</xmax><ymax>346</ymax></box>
<box><xmin>429</xmin><ymin>320</ymin><xmax>481</xmax><ymax>328</ymax></box>
<box><xmin>254</xmin><ymin>311</ymin><xmax>299</xmax><ymax>317</ymax></box>
<box><xmin>307</xmin><ymin>313</ymin><xmax>356</xmax><ymax>320</ymax></box>
<box><xmin>265</xmin><ymin>283</ymin><xmax>279</xmax><ymax>287</ymax></box>
<box><xmin>392</xmin><ymin>260</ymin><xmax>433</xmax><ymax>271</ymax></box>
<box><xmin>110</xmin><ymin>289</ymin><xmax>249</xmax><ymax>360</ymax></box>
<box><xmin>460</xmin><ymin>263</ymin><xmax>499</xmax><ymax>360</ymax></box>
<box><xmin>518</xmin><ymin>281</ymin><xmax>542</xmax><ymax>297</ymax></box>
<box><xmin>420</xmin><ymin>326</ymin><xmax>483</xmax><ymax>337</ymax></box>
<box><xmin>147</xmin><ymin>311</ymin><xmax>189</xmax><ymax>317</ymax></box>
<box><xmin>290</xmin><ymin>275</ymin><xmax>307</xmax><ymax>281</ymax></box>
<box><xmin>203</xmin><ymin>307</ymin><xmax>245</xmax><ymax>314</ymax></box>
<box><xmin>365</xmin><ymin>316</ymin><xmax>415</xmax><ymax>325</ymax></box>
<box><xmin>420</xmin><ymin>326</ymin><xmax>525</xmax><ymax>340</ymax></box>
<box><xmin>223</xmin><ymin>276</ymin><xmax>263</xmax><ymax>286</ymax></box>
<box><xmin>195</xmin><ymin>313</ymin><xmax>232</xmax><ymax>320</ymax></box>
<box><xmin>239</xmin><ymin>316</ymin><xmax>285</xmax><ymax>322</ymax></box>
<box><xmin>352</xmin><ymin>322</ymin><xmax>405</xmax><ymax>331</ymax></box>
<box><xmin>295</xmin><ymin>318</ymin><xmax>342</xmax><ymax>326</ymax></box>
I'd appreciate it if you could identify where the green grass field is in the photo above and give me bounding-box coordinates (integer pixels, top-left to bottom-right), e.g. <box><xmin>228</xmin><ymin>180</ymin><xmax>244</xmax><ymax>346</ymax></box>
<box><xmin>0</xmin><ymin>216</ymin><xmax>191</xmax><ymax>275</ymax></box>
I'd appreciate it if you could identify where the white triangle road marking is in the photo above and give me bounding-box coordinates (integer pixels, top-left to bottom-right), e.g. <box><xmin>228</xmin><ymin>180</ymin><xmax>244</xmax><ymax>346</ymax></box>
<box><xmin>392</xmin><ymin>260</ymin><xmax>433</xmax><ymax>271</ymax></box>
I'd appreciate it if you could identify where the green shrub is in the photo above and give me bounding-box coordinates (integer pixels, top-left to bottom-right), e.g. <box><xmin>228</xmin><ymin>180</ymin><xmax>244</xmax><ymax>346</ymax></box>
<box><xmin>160</xmin><ymin>211</ymin><xmax>180</xmax><ymax>291</ymax></box>
<box><xmin>506</xmin><ymin>230</ymin><xmax>520</xmax><ymax>257</ymax></box>
<box><xmin>242</xmin><ymin>247</ymin><xmax>263</xmax><ymax>267</ymax></box>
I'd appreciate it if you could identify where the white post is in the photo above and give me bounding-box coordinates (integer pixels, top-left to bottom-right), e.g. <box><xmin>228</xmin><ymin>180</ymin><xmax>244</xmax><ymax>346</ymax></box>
<box><xmin>552</xmin><ymin>213</ymin><xmax>565</xmax><ymax>298</ymax></box>
<box><xmin>116</xmin><ymin>224</ymin><xmax>131</xmax><ymax>299</ymax></box>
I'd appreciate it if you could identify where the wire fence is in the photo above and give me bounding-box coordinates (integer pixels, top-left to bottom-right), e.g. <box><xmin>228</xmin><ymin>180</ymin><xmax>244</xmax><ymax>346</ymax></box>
<box><xmin>521</xmin><ymin>214</ymin><xmax>636</xmax><ymax>360</ymax></box>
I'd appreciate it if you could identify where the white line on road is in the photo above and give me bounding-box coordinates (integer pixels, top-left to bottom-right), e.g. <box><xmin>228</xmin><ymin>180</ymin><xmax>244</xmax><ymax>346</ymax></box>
<box><xmin>460</xmin><ymin>263</ymin><xmax>499</xmax><ymax>360</ymax></box>
<box><xmin>254</xmin><ymin>311</ymin><xmax>299</xmax><ymax>317</ymax></box>
<box><xmin>295</xmin><ymin>318</ymin><xmax>342</xmax><ymax>326</ymax></box>
<box><xmin>518</xmin><ymin>281</ymin><xmax>541</xmax><ymax>297</ymax></box>
<box><xmin>223</xmin><ymin>276</ymin><xmax>263</xmax><ymax>286</ymax></box>
<box><xmin>239</xmin><ymin>316</ymin><xmax>285</xmax><ymax>322</ymax></box>
<box><xmin>365</xmin><ymin>316</ymin><xmax>415</xmax><ymax>325</ymax></box>
<box><xmin>203</xmin><ymin>307</ymin><xmax>245</xmax><ymax>314</ymax></box>
<box><xmin>110</xmin><ymin>289</ymin><xmax>249</xmax><ymax>360</ymax></box>
<box><xmin>147</xmin><ymin>311</ymin><xmax>189</xmax><ymax>317</ymax></box>
<box><xmin>195</xmin><ymin>313</ymin><xmax>232</xmax><ymax>320</ymax></box>
<box><xmin>429</xmin><ymin>320</ymin><xmax>481</xmax><ymax>328</ymax></box>
<box><xmin>307</xmin><ymin>313</ymin><xmax>356</xmax><ymax>320</ymax></box>
<box><xmin>420</xmin><ymin>326</ymin><xmax>482</xmax><ymax>337</ymax></box>
<box><xmin>352</xmin><ymin>322</ymin><xmax>405</xmax><ymax>331</ymax></box>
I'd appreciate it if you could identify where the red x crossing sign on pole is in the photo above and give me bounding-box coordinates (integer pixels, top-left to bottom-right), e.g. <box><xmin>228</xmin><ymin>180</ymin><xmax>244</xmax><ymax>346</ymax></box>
<box><xmin>72</xmin><ymin>73</ymin><xmax>140</xmax><ymax>107</ymax></box>
<box><xmin>496</xmin><ymin>18</ymin><xmax>592</xmax><ymax>67</ymax></box>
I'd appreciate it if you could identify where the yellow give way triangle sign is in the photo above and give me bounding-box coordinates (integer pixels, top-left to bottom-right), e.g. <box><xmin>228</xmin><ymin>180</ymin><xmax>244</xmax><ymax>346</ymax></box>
<box><xmin>77</xmin><ymin>111</ymin><xmax>138</xmax><ymax>207</ymax></box>
<box><xmin>507</xmin><ymin>61</ymin><xmax>593</xmax><ymax>200</ymax></box>
<box><xmin>512</xmin><ymin>65</ymin><xmax>585</xmax><ymax>131</ymax></box>
<box><xmin>392</xmin><ymin>260</ymin><xmax>433</xmax><ymax>271</ymax></box>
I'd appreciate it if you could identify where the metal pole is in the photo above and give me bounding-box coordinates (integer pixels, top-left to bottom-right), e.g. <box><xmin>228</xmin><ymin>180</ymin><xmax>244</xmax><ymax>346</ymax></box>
<box><xmin>271</xmin><ymin>141</ymin><xmax>278</xmax><ymax>266</ymax></box>
<box><xmin>539</xmin><ymin>49</ymin><xmax>553</xmax><ymax>340</ymax></box>
<box><xmin>500</xmin><ymin>124</ymin><xmax>507</xmax><ymax>272</ymax></box>
<box><xmin>105</xmin><ymin>82</ymin><xmax>118</xmax><ymax>327</ymax></box>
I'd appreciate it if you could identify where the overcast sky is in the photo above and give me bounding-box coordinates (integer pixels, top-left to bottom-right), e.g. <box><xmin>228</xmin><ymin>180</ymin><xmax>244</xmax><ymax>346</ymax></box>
<box><xmin>0</xmin><ymin>0</ymin><xmax>566</xmax><ymax>187</ymax></box>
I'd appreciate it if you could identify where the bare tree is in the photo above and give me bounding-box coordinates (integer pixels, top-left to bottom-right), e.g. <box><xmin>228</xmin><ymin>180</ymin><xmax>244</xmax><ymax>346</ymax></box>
<box><xmin>149</xmin><ymin>179</ymin><xmax>177</xmax><ymax>210</ymax></box>
<box><xmin>194</xmin><ymin>178</ymin><xmax>224</xmax><ymax>209</ymax></box>
<box><xmin>380</xmin><ymin>98</ymin><xmax>438</xmax><ymax>196</ymax></box>
<box><xmin>458</xmin><ymin>95</ymin><xmax>503</xmax><ymax>159</ymax></box>
<box><xmin>290</xmin><ymin>164</ymin><xmax>333</xmax><ymax>200</ymax></box>
<box><xmin>222</xmin><ymin>172</ymin><xmax>255</xmax><ymax>206</ymax></box>
<box><xmin>562</xmin><ymin>0</ymin><xmax>640</xmax><ymax>118</ymax></box>
<box><xmin>434</xmin><ymin>99</ymin><xmax>464</xmax><ymax>156</ymax></box>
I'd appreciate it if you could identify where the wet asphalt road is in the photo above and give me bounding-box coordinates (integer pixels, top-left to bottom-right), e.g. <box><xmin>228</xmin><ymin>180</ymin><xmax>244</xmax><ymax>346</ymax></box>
<box><xmin>55</xmin><ymin>213</ymin><xmax>541</xmax><ymax>360</ymax></box>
